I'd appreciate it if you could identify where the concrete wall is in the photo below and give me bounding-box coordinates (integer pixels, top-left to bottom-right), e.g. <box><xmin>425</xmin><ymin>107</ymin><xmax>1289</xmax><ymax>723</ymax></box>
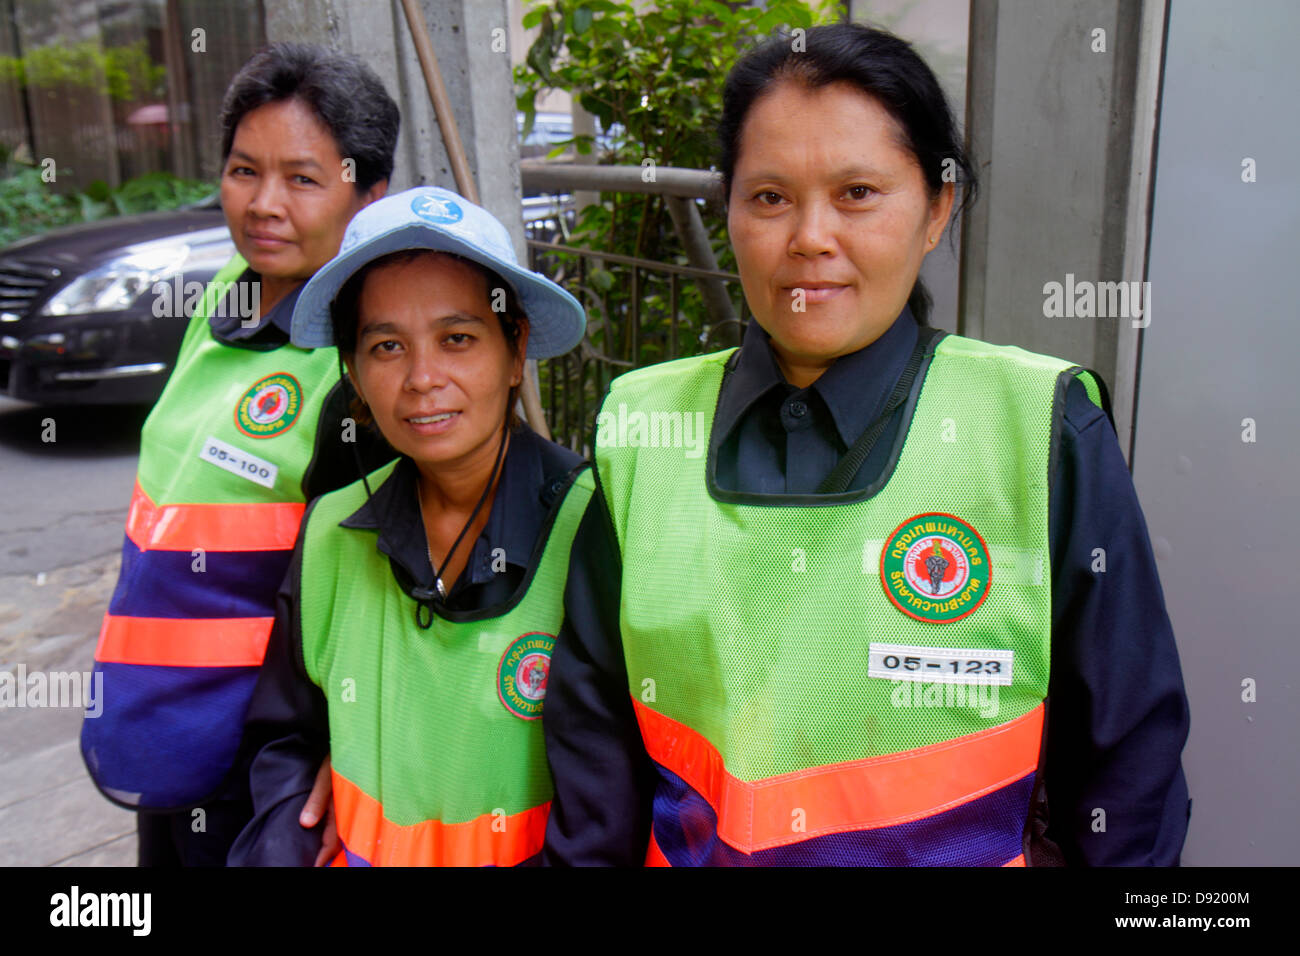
<box><xmin>1132</xmin><ymin>0</ymin><xmax>1300</xmax><ymax>866</ymax></box>
<box><xmin>264</xmin><ymin>0</ymin><xmax>525</xmax><ymax>257</ymax></box>
<box><xmin>962</xmin><ymin>0</ymin><xmax>1163</xmax><ymax>457</ymax></box>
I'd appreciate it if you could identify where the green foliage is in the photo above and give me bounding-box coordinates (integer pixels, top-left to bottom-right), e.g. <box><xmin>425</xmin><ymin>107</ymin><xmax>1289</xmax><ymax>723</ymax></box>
<box><xmin>518</xmin><ymin>0</ymin><xmax>830</xmax><ymax>183</ymax></box>
<box><xmin>0</xmin><ymin>165</ymin><xmax>215</xmax><ymax>246</ymax></box>
<box><xmin>515</xmin><ymin>0</ymin><xmax>837</xmax><ymax>445</ymax></box>
<box><xmin>99</xmin><ymin>171</ymin><xmax>215</xmax><ymax>216</ymax></box>
<box><xmin>0</xmin><ymin>38</ymin><xmax>188</xmax><ymax>245</ymax></box>
<box><xmin>0</xmin><ymin>39</ymin><xmax>165</xmax><ymax>101</ymax></box>
<box><xmin>0</xmin><ymin>168</ymin><xmax>77</xmax><ymax>245</ymax></box>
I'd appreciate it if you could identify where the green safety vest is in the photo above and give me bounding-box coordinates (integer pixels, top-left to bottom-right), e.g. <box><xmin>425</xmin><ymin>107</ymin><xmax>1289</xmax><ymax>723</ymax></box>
<box><xmin>83</xmin><ymin>254</ymin><xmax>344</xmax><ymax>809</ymax></box>
<box><xmin>596</xmin><ymin>331</ymin><xmax>1104</xmax><ymax>866</ymax></box>
<box><xmin>299</xmin><ymin>459</ymin><xmax>595</xmax><ymax>866</ymax></box>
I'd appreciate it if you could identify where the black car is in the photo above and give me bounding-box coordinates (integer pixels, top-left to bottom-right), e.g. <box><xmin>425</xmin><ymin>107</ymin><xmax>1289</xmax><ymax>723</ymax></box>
<box><xmin>0</xmin><ymin>197</ymin><xmax>233</xmax><ymax>405</ymax></box>
<box><xmin>0</xmin><ymin>145</ymin><xmax>585</xmax><ymax>408</ymax></box>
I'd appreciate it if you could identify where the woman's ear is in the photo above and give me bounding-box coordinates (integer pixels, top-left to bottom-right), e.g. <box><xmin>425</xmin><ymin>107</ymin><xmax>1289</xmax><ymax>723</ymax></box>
<box><xmin>362</xmin><ymin>178</ymin><xmax>388</xmax><ymax>206</ymax></box>
<box><xmin>343</xmin><ymin>356</ymin><xmax>365</xmax><ymax>404</ymax></box>
<box><xmin>925</xmin><ymin>181</ymin><xmax>956</xmax><ymax>250</ymax></box>
<box><xmin>512</xmin><ymin>320</ymin><xmax>531</xmax><ymax>387</ymax></box>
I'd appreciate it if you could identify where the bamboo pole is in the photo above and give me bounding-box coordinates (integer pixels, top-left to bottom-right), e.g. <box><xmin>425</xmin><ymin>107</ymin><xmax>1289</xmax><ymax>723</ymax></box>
<box><xmin>399</xmin><ymin>0</ymin><xmax>479</xmax><ymax>204</ymax></box>
<box><xmin>398</xmin><ymin>0</ymin><xmax>552</xmax><ymax>439</ymax></box>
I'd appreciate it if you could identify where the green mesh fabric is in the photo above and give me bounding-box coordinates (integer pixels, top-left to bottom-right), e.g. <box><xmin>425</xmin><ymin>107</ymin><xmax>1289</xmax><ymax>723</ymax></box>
<box><xmin>135</xmin><ymin>254</ymin><xmax>339</xmax><ymax>506</ymax></box>
<box><xmin>599</xmin><ymin>335</ymin><xmax>1099</xmax><ymax>782</ymax></box>
<box><xmin>1077</xmin><ymin>370</ymin><xmax>1103</xmax><ymax>409</ymax></box>
<box><xmin>300</xmin><ymin>464</ymin><xmax>594</xmax><ymax>826</ymax></box>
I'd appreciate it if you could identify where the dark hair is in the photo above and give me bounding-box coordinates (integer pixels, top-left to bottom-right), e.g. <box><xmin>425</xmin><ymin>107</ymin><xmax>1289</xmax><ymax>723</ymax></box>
<box><xmin>719</xmin><ymin>23</ymin><xmax>978</xmax><ymax>324</ymax></box>
<box><xmin>330</xmin><ymin>249</ymin><xmax>529</xmax><ymax>428</ymax></box>
<box><xmin>219</xmin><ymin>42</ymin><xmax>400</xmax><ymax>193</ymax></box>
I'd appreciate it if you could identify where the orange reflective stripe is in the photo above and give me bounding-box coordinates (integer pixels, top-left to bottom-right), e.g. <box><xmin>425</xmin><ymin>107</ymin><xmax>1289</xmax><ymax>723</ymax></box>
<box><xmin>96</xmin><ymin>614</ymin><xmax>272</xmax><ymax>667</ymax></box>
<box><xmin>645</xmin><ymin>829</ymin><xmax>671</xmax><ymax>867</ymax></box>
<box><xmin>1002</xmin><ymin>854</ymin><xmax>1026</xmax><ymax>867</ymax></box>
<box><xmin>633</xmin><ymin>698</ymin><xmax>1043</xmax><ymax>854</ymax></box>
<box><xmin>332</xmin><ymin>770</ymin><xmax>548</xmax><ymax>866</ymax></box>
<box><xmin>126</xmin><ymin>480</ymin><xmax>305</xmax><ymax>552</ymax></box>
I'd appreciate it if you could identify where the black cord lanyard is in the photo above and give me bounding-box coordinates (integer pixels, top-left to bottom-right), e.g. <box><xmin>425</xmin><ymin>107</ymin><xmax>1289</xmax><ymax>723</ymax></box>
<box><xmin>815</xmin><ymin>326</ymin><xmax>940</xmax><ymax>495</ymax></box>
<box><xmin>414</xmin><ymin>416</ymin><xmax>509</xmax><ymax>627</ymax></box>
<box><xmin>335</xmin><ymin>353</ymin><xmax>510</xmax><ymax>629</ymax></box>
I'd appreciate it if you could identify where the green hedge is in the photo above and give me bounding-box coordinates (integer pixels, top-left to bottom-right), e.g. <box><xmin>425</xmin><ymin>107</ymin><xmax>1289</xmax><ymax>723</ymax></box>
<box><xmin>0</xmin><ymin>166</ymin><xmax>216</xmax><ymax>247</ymax></box>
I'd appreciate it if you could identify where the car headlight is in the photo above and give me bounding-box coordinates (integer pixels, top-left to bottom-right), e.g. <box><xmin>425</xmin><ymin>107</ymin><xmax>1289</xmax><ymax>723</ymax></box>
<box><xmin>40</xmin><ymin>236</ymin><xmax>232</xmax><ymax>316</ymax></box>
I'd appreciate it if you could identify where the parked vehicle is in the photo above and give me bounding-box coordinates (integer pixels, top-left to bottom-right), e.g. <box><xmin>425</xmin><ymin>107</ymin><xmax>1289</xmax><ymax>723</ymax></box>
<box><xmin>517</xmin><ymin>110</ymin><xmax>618</xmax><ymax>159</ymax></box>
<box><xmin>0</xmin><ymin>196</ymin><xmax>232</xmax><ymax>405</ymax></box>
<box><xmin>1</xmin><ymin>148</ymin><xmax>588</xmax><ymax>407</ymax></box>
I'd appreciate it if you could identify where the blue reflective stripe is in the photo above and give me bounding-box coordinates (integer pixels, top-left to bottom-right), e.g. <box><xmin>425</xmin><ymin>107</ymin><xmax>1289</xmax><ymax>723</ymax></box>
<box><xmin>650</xmin><ymin>763</ymin><xmax>1033</xmax><ymax>867</ymax></box>
<box><xmin>108</xmin><ymin>534</ymin><xmax>290</xmax><ymax>620</ymax></box>
<box><xmin>81</xmin><ymin>661</ymin><xmax>259</xmax><ymax>808</ymax></box>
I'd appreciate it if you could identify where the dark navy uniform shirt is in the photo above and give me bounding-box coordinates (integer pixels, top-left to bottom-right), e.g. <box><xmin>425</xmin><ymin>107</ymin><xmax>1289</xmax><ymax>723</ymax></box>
<box><xmin>208</xmin><ymin>267</ymin><xmax>301</xmax><ymax>345</ymax></box>
<box><xmin>542</xmin><ymin>309</ymin><xmax>1192</xmax><ymax>866</ymax></box>
<box><xmin>228</xmin><ymin>424</ymin><xmax>582</xmax><ymax>865</ymax></box>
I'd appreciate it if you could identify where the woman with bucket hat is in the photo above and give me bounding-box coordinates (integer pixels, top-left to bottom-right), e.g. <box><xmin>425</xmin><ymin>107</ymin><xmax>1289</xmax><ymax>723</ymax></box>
<box><xmin>227</xmin><ymin>186</ymin><xmax>592</xmax><ymax>866</ymax></box>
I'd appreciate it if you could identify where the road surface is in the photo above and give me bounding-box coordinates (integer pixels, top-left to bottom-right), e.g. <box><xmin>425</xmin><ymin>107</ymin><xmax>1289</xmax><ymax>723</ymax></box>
<box><xmin>0</xmin><ymin>396</ymin><xmax>147</xmax><ymax>866</ymax></box>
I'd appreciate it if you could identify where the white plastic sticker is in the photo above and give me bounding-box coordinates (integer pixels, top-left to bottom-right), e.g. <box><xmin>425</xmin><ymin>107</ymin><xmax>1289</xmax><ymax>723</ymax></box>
<box><xmin>199</xmin><ymin>435</ymin><xmax>278</xmax><ymax>489</ymax></box>
<box><xmin>869</xmin><ymin>643</ymin><xmax>1014</xmax><ymax>685</ymax></box>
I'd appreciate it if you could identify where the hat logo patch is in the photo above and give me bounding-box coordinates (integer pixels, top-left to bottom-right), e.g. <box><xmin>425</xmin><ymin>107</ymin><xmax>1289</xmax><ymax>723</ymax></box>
<box><xmin>411</xmin><ymin>194</ymin><xmax>463</xmax><ymax>225</ymax></box>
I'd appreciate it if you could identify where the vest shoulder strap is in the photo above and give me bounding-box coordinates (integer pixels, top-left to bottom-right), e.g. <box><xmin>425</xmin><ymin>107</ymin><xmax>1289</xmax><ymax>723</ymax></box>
<box><xmin>607</xmin><ymin>348</ymin><xmax>735</xmax><ymax>406</ymax></box>
<box><xmin>937</xmin><ymin>332</ymin><xmax>1109</xmax><ymax>416</ymax></box>
<box><xmin>174</xmin><ymin>254</ymin><xmax>250</xmax><ymax>361</ymax></box>
<box><xmin>307</xmin><ymin>458</ymin><xmax>402</xmax><ymax>535</ymax></box>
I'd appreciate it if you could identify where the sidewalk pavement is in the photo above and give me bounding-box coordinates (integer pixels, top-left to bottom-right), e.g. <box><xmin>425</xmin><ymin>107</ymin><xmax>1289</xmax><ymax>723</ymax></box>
<box><xmin>0</xmin><ymin>553</ymin><xmax>134</xmax><ymax>866</ymax></box>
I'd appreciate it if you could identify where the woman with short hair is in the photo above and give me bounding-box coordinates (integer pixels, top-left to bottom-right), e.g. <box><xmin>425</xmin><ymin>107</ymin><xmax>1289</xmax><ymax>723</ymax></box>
<box><xmin>81</xmin><ymin>43</ymin><xmax>400</xmax><ymax>866</ymax></box>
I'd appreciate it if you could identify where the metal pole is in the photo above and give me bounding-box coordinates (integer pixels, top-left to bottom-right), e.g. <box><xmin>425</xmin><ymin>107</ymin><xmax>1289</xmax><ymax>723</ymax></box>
<box><xmin>399</xmin><ymin>0</ymin><xmax>479</xmax><ymax>204</ymax></box>
<box><xmin>664</xmin><ymin>195</ymin><xmax>737</xmax><ymax>332</ymax></box>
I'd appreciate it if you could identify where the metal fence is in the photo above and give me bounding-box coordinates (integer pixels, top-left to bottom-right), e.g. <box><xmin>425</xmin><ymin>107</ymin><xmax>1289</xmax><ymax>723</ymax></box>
<box><xmin>521</xmin><ymin>162</ymin><xmax>747</xmax><ymax>452</ymax></box>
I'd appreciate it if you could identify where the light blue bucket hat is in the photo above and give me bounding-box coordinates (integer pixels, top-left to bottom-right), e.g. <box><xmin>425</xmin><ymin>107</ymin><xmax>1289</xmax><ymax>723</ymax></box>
<box><xmin>291</xmin><ymin>186</ymin><xmax>586</xmax><ymax>359</ymax></box>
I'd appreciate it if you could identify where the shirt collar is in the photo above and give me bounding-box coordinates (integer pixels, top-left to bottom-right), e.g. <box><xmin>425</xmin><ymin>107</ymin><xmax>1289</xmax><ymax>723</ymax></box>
<box><xmin>715</xmin><ymin>306</ymin><xmax>919</xmax><ymax>449</ymax></box>
<box><xmin>264</xmin><ymin>281</ymin><xmax>302</xmax><ymax>337</ymax></box>
<box><xmin>812</xmin><ymin>307</ymin><xmax>919</xmax><ymax>448</ymax></box>
<box><xmin>338</xmin><ymin>424</ymin><xmax>550</xmax><ymax>593</ymax></box>
<box><xmin>208</xmin><ymin>268</ymin><xmax>303</xmax><ymax>344</ymax></box>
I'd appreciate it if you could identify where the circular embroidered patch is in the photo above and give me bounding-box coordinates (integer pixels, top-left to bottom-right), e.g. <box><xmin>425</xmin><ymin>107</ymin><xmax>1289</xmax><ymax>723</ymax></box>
<box><xmin>235</xmin><ymin>372</ymin><xmax>302</xmax><ymax>438</ymax></box>
<box><xmin>881</xmin><ymin>513</ymin><xmax>990</xmax><ymax>623</ymax></box>
<box><xmin>497</xmin><ymin>632</ymin><xmax>555</xmax><ymax>720</ymax></box>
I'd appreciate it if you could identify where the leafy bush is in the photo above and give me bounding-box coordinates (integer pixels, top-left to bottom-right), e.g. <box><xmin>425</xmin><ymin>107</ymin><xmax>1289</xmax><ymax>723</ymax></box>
<box><xmin>0</xmin><ymin>39</ymin><xmax>165</xmax><ymax>101</ymax></box>
<box><xmin>515</xmin><ymin>0</ymin><xmax>837</xmax><ymax>445</ymax></box>
<box><xmin>0</xmin><ymin>163</ymin><xmax>215</xmax><ymax>246</ymax></box>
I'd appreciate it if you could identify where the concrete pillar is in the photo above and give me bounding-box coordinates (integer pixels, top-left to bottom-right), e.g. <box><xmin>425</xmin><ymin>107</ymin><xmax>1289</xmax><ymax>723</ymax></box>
<box><xmin>569</xmin><ymin>103</ymin><xmax>600</xmax><ymax>221</ymax></box>
<box><xmin>961</xmin><ymin>0</ymin><xmax>1166</xmax><ymax>459</ymax></box>
<box><xmin>263</xmin><ymin>0</ymin><xmax>524</xmax><ymax>258</ymax></box>
<box><xmin>264</xmin><ymin>0</ymin><xmax>549</xmax><ymax>433</ymax></box>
